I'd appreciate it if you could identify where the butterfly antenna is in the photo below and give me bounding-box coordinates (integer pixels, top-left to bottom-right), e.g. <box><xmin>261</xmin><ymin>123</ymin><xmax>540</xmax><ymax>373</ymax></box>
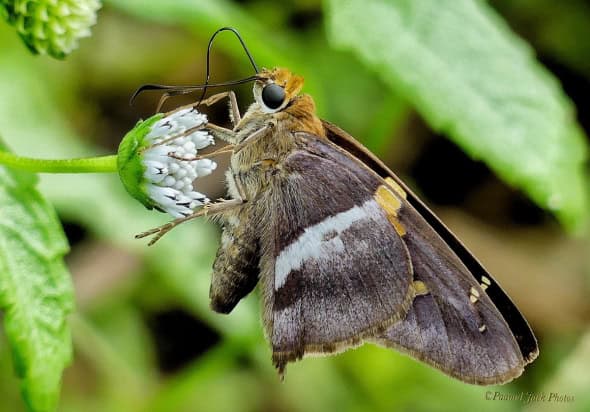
<box><xmin>130</xmin><ymin>27</ymin><xmax>260</xmax><ymax>110</ymax></box>
<box><xmin>197</xmin><ymin>26</ymin><xmax>259</xmax><ymax>106</ymax></box>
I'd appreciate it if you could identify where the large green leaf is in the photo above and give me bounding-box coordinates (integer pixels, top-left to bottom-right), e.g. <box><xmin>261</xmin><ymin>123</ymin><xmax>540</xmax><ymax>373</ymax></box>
<box><xmin>326</xmin><ymin>0</ymin><xmax>589</xmax><ymax>230</ymax></box>
<box><xmin>0</xmin><ymin>145</ymin><xmax>74</xmax><ymax>412</ymax></box>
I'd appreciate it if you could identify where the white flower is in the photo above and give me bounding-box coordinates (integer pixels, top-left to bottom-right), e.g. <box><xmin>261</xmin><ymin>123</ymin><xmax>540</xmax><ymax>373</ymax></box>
<box><xmin>142</xmin><ymin>108</ymin><xmax>216</xmax><ymax>217</ymax></box>
<box><xmin>117</xmin><ymin>107</ymin><xmax>217</xmax><ymax>218</ymax></box>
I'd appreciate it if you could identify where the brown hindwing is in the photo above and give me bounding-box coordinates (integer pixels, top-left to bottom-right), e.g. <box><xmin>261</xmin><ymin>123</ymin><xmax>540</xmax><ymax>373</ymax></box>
<box><xmin>321</xmin><ymin>120</ymin><xmax>538</xmax><ymax>383</ymax></box>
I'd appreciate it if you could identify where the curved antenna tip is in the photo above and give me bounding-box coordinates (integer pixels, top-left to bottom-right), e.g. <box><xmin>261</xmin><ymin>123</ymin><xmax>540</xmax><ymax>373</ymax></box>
<box><xmin>209</xmin><ymin>27</ymin><xmax>259</xmax><ymax>74</ymax></box>
<box><xmin>130</xmin><ymin>27</ymin><xmax>260</xmax><ymax>110</ymax></box>
<box><xmin>130</xmin><ymin>84</ymin><xmax>166</xmax><ymax>106</ymax></box>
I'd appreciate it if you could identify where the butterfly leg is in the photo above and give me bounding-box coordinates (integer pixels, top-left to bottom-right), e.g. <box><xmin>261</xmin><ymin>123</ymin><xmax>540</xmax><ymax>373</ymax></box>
<box><xmin>135</xmin><ymin>197</ymin><xmax>244</xmax><ymax>245</ymax></box>
<box><xmin>167</xmin><ymin>145</ymin><xmax>235</xmax><ymax>162</ymax></box>
<box><xmin>158</xmin><ymin>122</ymin><xmax>238</xmax><ymax>162</ymax></box>
<box><xmin>161</xmin><ymin>90</ymin><xmax>241</xmax><ymax>127</ymax></box>
<box><xmin>204</xmin><ymin>121</ymin><xmax>274</xmax><ymax>151</ymax></box>
<box><xmin>197</xmin><ymin>90</ymin><xmax>241</xmax><ymax>127</ymax></box>
<box><xmin>206</xmin><ymin>122</ymin><xmax>239</xmax><ymax>144</ymax></box>
<box><xmin>233</xmin><ymin>123</ymin><xmax>274</xmax><ymax>153</ymax></box>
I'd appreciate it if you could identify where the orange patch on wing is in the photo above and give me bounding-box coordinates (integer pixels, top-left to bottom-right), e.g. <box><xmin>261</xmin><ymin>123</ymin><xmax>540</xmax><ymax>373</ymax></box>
<box><xmin>374</xmin><ymin>185</ymin><xmax>406</xmax><ymax>236</ymax></box>
<box><xmin>413</xmin><ymin>280</ymin><xmax>429</xmax><ymax>296</ymax></box>
<box><xmin>384</xmin><ymin>177</ymin><xmax>407</xmax><ymax>199</ymax></box>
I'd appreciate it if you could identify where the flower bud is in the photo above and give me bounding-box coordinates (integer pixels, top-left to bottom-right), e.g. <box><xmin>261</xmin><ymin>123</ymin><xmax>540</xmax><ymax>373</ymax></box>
<box><xmin>117</xmin><ymin>107</ymin><xmax>217</xmax><ymax>218</ymax></box>
<box><xmin>1</xmin><ymin>0</ymin><xmax>100</xmax><ymax>58</ymax></box>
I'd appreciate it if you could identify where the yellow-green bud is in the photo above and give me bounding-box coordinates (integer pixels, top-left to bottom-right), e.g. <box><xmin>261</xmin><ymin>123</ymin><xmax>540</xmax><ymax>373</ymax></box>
<box><xmin>1</xmin><ymin>0</ymin><xmax>100</xmax><ymax>58</ymax></box>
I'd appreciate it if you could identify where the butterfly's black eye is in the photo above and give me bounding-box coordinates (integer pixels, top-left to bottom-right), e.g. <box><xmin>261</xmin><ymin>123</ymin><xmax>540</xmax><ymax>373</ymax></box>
<box><xmin>261</xmin><ymin>83</ymin><xmax>286</xmax><ymax>110</ymax></box>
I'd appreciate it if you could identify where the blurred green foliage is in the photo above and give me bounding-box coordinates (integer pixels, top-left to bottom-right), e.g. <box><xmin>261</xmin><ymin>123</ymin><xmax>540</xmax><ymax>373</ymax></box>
<box><xmin>328</xmin><ymin>0</ymin><xmax>588</xmax><ymax>231</ymax></box>
<box><xmin>0</xmin><ymin>0</ymin><xmax>589</xmax><ymax>411</ymax></box>
<box><xmin>0</xmin><ymin>144</ymin><xmax>73</xmax><ymax>412</ymax></box>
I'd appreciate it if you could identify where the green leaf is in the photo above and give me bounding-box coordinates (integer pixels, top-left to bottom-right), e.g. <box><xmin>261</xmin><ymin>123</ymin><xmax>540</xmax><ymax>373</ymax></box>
<box><xmin>326</xmin><ymin>0</ymin><xmax>589</xmax><ymax>230</ymax></box>
<box><xmin>0</xmin><ymin>144</ymin><xmax>74</xmax><ymax>412</ymax></box>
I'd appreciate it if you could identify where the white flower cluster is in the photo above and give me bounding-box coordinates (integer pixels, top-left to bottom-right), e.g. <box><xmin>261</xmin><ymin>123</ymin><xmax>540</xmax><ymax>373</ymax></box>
<box><xmin>142</xmin><ymin>107</ymin><xmax>217</xmax><ymax>218</ymax></box>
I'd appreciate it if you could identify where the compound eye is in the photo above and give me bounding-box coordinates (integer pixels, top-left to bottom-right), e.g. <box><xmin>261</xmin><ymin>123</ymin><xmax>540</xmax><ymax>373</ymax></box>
<box><xmin>261</xmin><ymin>83</ymin><xmax>286</xmax><ymax>110</ymax></box>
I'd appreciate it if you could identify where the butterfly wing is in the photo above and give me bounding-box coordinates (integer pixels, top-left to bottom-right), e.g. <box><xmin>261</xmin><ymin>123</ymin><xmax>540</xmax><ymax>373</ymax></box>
<box><xmin>259</xmin><ymin>135</ymin><xmax>415</xmax><ymax>374</ymax></box>
<box><xmin>372</xmin><ymin>196</ymin><xmax>530</xmax><ymax>384</ymax></box>
<box><xmin>321</xmin><ymin>120</ymin><xmax>538</xmax><ymax>384</ymax></box>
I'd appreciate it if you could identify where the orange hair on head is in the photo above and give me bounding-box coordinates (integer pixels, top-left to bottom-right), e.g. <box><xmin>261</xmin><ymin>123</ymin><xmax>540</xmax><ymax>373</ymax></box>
<box><xmin>262</xmin><ymin>68</ymin><xmax>305</xmax><ymax>99</ymax></box>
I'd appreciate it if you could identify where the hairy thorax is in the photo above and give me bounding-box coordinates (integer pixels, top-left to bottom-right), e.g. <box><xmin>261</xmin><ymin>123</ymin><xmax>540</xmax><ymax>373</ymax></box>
<box><xmin>227</xmin><ymin>95</ymin><xmax>325</xmax><ymax>202</ymax></box>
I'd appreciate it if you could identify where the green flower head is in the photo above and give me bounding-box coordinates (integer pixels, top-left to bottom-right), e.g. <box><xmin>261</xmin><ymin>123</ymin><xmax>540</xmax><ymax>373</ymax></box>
<box><xmin>1</xmin><ymin>0</ymin><xmax>101</xmax><ymax>58</ymax></box>
<box><xmin>117</xmin><ymin>106</ymin><xmax>217</xmax><ymax>218</ymax></box>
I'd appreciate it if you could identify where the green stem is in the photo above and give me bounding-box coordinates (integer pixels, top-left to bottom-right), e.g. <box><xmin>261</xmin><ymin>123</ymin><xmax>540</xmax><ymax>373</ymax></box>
<box><xmin>0</xmin><ymin>151</ymin><xmax>118</xmax><ymax>173</ymax></box>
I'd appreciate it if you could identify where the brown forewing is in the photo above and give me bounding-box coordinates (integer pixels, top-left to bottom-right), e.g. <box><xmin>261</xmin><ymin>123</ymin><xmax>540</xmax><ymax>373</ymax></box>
<box><xmin>259</xmin><ymin>136</ymin><xmax>414</xmax><ymax>374</ymax></box>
